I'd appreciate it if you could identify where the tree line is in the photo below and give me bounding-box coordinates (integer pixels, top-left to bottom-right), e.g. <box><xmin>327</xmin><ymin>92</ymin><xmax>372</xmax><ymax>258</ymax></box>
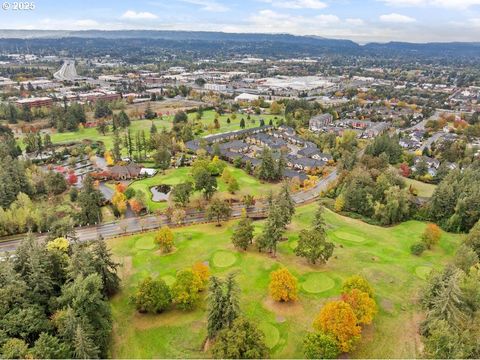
<box><xmin>0</xmin><ymin>235</ymin><xmax>120</xmax><ymax>359</ymax></box>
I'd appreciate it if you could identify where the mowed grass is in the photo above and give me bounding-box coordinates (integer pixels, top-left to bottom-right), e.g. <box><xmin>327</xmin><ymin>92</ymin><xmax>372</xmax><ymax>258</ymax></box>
<box><xmin>128</xmin><ymin>165</ymin><xmax>280</xmax><ymax>212</ymax></box>
<box><xmin>43</xmin><ymin>110</ymin><xmax>285</xmax><ymax>152</ymax></box>
<box><xmin>404</xmin><ymin>177</ymin><xmax>437</xmax><ymax>198</ymax></box>
<box><xmin>107</xmin><ymin>204</ymin><xmax>460</xmax><ymax>359</ymax></box>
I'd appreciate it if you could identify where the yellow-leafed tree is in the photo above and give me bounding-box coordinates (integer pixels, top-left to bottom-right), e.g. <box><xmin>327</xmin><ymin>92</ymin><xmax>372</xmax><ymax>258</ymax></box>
<box><xmin>313</xmin><ymin>300</ymin><xmax>361</xmax><ymax>352</ymax></box>
<box><xmin>269</xmin><ymin>268</ymin><xmax>298</xmax><ymax>302</ymax></box>
<box><xmin>112</xmin><ymin>191</ymin><xmax>127</xmax><ymax>215</ymax></box>
<box><xmin>341</xmin><ymin>289</ymin><xmax>377</xmax><ymax>325</ymax></box>
<box><xmin>155</xmin><ymin>226</ymin><xmax>174</xmax><ymax>253</ymax></box>
<box><xmin>192</xmin><ymin>262</ymin><xmax>210</xmax><ymax>291</ymax></box>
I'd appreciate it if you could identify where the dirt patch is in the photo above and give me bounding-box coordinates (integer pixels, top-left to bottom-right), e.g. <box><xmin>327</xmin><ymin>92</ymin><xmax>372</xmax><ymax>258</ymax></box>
<box><xmin>133</xmin><ymin>308</ymin><xmax>200</xmax><ymax>330</ymax></box>
<box><xmin>361</xmin><ymin>323</ymin><xmax>376</xmax><ymax>342</ymax></box>
<box><xmin>154</xmin><ymin>247</ymin><xmax>178</xmax><ymax>257</ymax></box>
<box><xmin>115</xmin><ymin>256</ymin><xmax>133</xmax><ymax>280</ymax></box>
<box><xmin>381</xmin><ymin>299</ymin><xmax>395</xmax><ymax>314</ymax></box>
<box><xmin>263</xmin><ymin>297</ymin><xmax>304</xmax><ymax>317</ymax></box>
<box><xmin>392</xmin><ymin>310</ymin><xmax>425</xmax><ymax>358</ymax></box>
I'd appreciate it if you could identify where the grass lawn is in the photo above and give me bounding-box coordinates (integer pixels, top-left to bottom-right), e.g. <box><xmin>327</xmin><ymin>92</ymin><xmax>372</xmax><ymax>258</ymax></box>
<box><xmin>40</xmin><ymin>110</ymin><xmax>285</xmax><ymax>152</ymax></box>
<box><xmin>404</xmin><ymin>177</ymin><xmax>437</xmax><ymax>197</ymax></box>
<box><xmin>107</xmin><ymin>204</ymin><xmax>460</xmax><ymax>358</ymax></box>
<box><xmin>128</xmin><ymin>165</ymin><xmax>281</xmax><ymax>212</ymax></box>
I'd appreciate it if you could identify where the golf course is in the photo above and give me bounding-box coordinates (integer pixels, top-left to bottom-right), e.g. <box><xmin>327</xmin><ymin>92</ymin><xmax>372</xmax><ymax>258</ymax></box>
<box><xmin>128</xmin><ymin>165</ymin><xmax>281</xmax><ymax>211</ymax></box>
<box><xmin>107</xmin><ymin>203</ymin><xmax>460</xmax><ymax>358</ymax></box>
<box><xmin>43</xmin><ymin>110</ymin><xmax>285</xmax><ymax>151</ymax></box>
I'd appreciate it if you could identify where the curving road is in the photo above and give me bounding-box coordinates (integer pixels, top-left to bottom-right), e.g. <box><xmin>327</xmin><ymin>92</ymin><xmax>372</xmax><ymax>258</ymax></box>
<box><xmin>0</xmin><ymin>170</ymin><xmax>337</xmax><ymax>253</ymax></box>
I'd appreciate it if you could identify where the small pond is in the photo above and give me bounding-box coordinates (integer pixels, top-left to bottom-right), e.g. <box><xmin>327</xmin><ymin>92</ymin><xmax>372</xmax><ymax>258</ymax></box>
<box><xmin>150</xmin><ymin>184</ymin><xmax>172</xmax><ymax>202</ymax></box>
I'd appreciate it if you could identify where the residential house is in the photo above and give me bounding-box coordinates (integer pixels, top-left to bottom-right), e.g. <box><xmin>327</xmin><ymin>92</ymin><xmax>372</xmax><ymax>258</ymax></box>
<box><xmin>309</xmin><ymin>113</ymin><xmax>333</xmax><ymax>132</ymax></box>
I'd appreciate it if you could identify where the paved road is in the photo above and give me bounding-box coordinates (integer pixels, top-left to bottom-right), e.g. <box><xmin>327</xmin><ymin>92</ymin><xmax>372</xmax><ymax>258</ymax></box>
<box><xmin>0</xmin><ymin>170</ymin><xmax>337</xmax><ymax>253</ymax></box>
<box><xmin>420</xmin><ymin>131</ymin><xmax>444</xmax><ymax>151</ymax></box>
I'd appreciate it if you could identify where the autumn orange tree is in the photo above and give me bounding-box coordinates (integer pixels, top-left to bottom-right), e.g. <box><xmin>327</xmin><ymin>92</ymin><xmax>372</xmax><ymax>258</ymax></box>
<box><xmin>313</xmin><ymin>300</ymin><xmax>361</xmax><ymax>352</ymax></box>
<box><xmin>341</xmin><ymin>275</ymin><xmax>375</xmax><ymax>299</ymax></box>
<box><xmin>269</xmin><ymin>268</ymin><xmax>298</xmax><ymax>302</ymax></box>
<box><xmin>115</xmin><ymin>183</ymin><xmax>127</xmax><ymax>193</ymax></box>
<box><xmin>155</xmin><ymin>226</ymin><xmax>174</xmax><ymax>253</ymax></box>
<box><xmin>421</xmin><ymin>223</ymin><xmax>441</xmax><ymax>249</ymax></box>
<box><xmin>341</xmin><ymin>289</ymin><xmax>377</xmax><ymax>325</ymax></box>
<box><xmin>129</xmin><ymin>198</ymin><xmax>144</xmax><ymax>215</ymax></box>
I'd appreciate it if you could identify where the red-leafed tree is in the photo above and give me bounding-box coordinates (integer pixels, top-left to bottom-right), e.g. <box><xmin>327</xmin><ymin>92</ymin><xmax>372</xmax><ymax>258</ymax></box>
<box><xmin>399</xmin><ymin>163</ymin><xmax>410</xmax><ymax>178</ymax></box>
<box><xmin>67</xmin><ymin>173</ymin><xmax>78</xmax><ymax>186</ymax></box>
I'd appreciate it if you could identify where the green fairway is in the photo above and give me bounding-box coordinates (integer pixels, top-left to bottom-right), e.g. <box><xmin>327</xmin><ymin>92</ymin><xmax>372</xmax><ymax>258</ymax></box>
<box><xmin>211</xmin><ymin>250</ymin><xmax>237</xmax><ymax>268</ymax></box>
<box><xmin>415</xmin><ymin>266</ymin><xmax>432</xmax><ymax>280</ymax></box>
<box><xmin>404</xmin><ymin>178</ymin><xmax>437</xmax><ymax>198</ymax></box>
<box><xmin>107</xmin><ymin>205</ymin><xmax>460</xmax><ymax>358</ymax></box>
<box><xmin>35</xmin><ymin>110</ymin><xmax>285</xmax><ymax>153</ymax></box>
<box><xmin>301</xmin><ymin>273</ymin><xmax>335</xmax><ymax>294</ymax></box>
<box><xmin>135</xmin><ymin>236</ymin><xmax>155</xmax><ymax>250</ymax></box>
<box><xmin>258</xmin><ymin>322</ymin><xmax>281</xmax><ymax>349</ymax></box>
<box><xmin>128</xmin><ymin>165</ymin><xmax>280</xmax><ymax>212</ymax></box>
<box><xmin>332</xmin><ymin>230</ymin><xmax>366</xmax><ymax>243</ymax></box>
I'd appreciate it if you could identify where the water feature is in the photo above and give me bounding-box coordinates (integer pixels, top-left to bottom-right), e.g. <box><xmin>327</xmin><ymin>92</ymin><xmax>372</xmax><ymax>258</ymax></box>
<box><xmin>150</xmin><ymin>184</ymin><xmax>172</xmax><ymax>202</ymax></box>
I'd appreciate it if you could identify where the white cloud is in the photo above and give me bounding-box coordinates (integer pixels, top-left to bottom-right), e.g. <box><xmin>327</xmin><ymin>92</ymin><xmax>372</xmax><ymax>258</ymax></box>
<box><xmin>316</xmin><ymin>14</ymin><xmax>340</xmax><ymax>23</ymax></box>
<box><xmin>121</xmin><ymin>10</ymin><xmax>158</xmax><ymax>20</ymax></box>
<box><xmin>346</xmin><ymin>18</ymin><xmax>365</xmax><ymax>26</ymax></box>
<box><xmin>265</xmin><ymin>0</ymin><xmax>328</xmax><ymax>9</ymax></box>
<box><xmin>468</xmin><ymin>18</ymin><xmax>480</xmax><ymax>27</ymax></box>
<box><xmin>380</xmin><ymin>13</ymin><xmax>416</xmax><ymax>23</ymax></box>
<box><xmin>249</xmin><ymin>9</ymin><xmax>340</xmax><ymax>31</ymax></box>
<box><xmin>180</xmin><ymin>0</ymin><xmax>229</xmax><ymax>12</ymax></box>
<box><xmin>74</xmin><ymin>19</ymin><xmax>99</xmax><ymax>28</ymax></box>
<box><xmin>379</xmin><ymin>0</ymin><xmax>480</xmax><ymax>9</ymax></box>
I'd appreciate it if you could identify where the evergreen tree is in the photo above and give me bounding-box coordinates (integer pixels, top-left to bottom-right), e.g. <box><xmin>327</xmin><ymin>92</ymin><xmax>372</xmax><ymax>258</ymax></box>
<box><xmin>313</xmin><ymin>204</ymin><xmax>327</xmax><ymax>234</ymax></box>
<box><xmin>295</xmin><ymin>229</ymin><xmax>334</xmax><ymax>265</ymax></box>
<box><xmin>112</xmin><ymin>130</ymin><xmax>122</xmax><ymax>162</ymax></box>
<box><xmin>0</xmin><ymin>156</ymin><xmax>31</xmax><ymax>209</ymax></box>
<box><xmin>144</xmin><ymin>104</ymin><xmax>156</xmax><ymax>120</ymax></box>
<box><xmin>153</xmin><ymin>147</ymin><xmax>171</xmax><ymax>170</ymax></box>
<box><xmin>150</xmin><ymin>122</ymin><xmax>158</xmax><ymax>135</ymax></box>
<box><xmin>257</xmin><ymin>202</ymin><xmax>285</xmax><ymax>255</ymax></box>
<box><xmin>232</xmin><ymin>212</ymin><xmax>254</xmax><ymax>250</ymax></box>
<box><xmin>59</xmin><ymin>274</ymin><xmax>112</xmax><ymax>357</ymax></box>
<box><xmin>7</xmin><ymin>104</ymin><xmax>18</xmax><ymax>124</ymax></box>
<box><xmin>73</xmin><ymin>324</ymin><xmax>99</xmax><ymax>359</ymax></box>
<box><xmin>77</xmin><ymin>176</ymin><xmax>103</xmax><ymax>225</ymax></box>
<box><xmin>118</xmin><ymin>110</ymin><xmax>130</xmax><ymax>128</ymax></box>
<box><xmin>276</xmin><ymin>182</ymin><xmax>295</xmax><ymax>228</ymax></box>
<box><xmin>207</xmin><ymin>276</ymin><xmax>226</xmax><ymax>339</ymax></box>
<box><xmin>212</xmin><ymin>317</ymin><xmax>269</xmax><ymax>359</ymax></box>
<box><xmin>31</xmin><ymin>332</ymin><xmax>70</xmax><ymax>359</ymax></box>
<box><xmin>257</xmin><ymin>147</ymin><xmax>277</xmax><ymax>182</ymax></box>
<box><xmin>91</xmin><ymin>238</ymin><xmax>120</xmax><ymax>297</ymax></box>
<box><xmin>207</xmin><ymin>274</ymin><xmax>240</xmax><ymax>340</ymax></box>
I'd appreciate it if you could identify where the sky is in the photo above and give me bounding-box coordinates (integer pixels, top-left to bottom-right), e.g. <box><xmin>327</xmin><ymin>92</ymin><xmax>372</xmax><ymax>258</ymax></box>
<box><xmin>0</xmin><ymin>0</ymin><xmax>479</xmax><ymax>43</ymax></box>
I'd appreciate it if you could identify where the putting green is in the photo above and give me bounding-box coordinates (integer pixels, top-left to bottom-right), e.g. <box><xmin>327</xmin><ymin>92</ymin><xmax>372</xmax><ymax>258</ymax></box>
<box><xmin>415</xmin><ymin>266</ymin><xmax>432</xmax><ymax>280</ymax></box>
<box><xmin>212</xmin><ymin>251</ymin><xmax>237</xmax><ymax>268</ymax></box>
<box><xmin>258</xmin><ymin>322</ymin><xmax>280</xmax><ymax>349</ymax></box>
<box><xmin>135</xmin><ymin>237</ymin><xmax>155</xmax><ymax>250</ymax></box>
<box><xmin>302</xmin><ymin>273</ymin><xmax>335</xmax><ymax>294</ymax></box>
<box><xmin>161</xmin><ymin>275</ymin><xmax>176</xmax><ymax>287</ymax></box>
<box><xmin>334</xmin><ymin>231</ymin><xmax>366</xmax><ymax>243</ymax></box>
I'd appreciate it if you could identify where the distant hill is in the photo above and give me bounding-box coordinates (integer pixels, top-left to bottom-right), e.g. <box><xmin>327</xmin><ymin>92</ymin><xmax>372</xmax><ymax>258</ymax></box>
<box><xmin>0</xmin><ymin>30</ymin><xmax>478</xmax><ymax>60</ymax></box>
